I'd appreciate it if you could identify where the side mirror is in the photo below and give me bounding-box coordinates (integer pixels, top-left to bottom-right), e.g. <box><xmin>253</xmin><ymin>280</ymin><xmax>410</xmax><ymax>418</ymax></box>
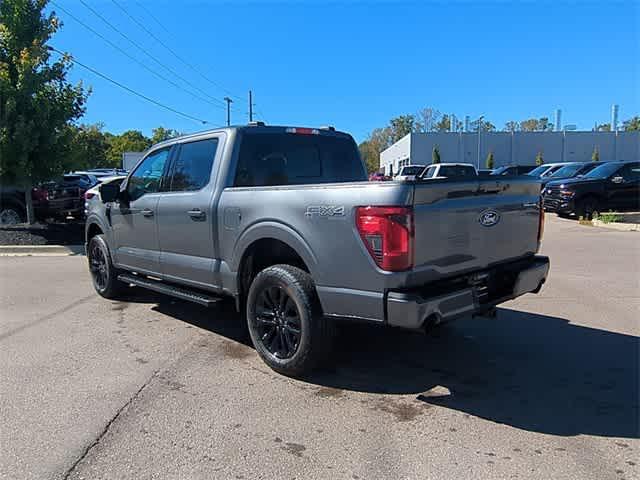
<box><xmin>611</xmin><ymin>176</ymin><xmax>624</xmax><ymax>184</ymax></box>
<box><xmin>100</xmin><ymin>182</ymin><xmax>120</xmax><ymax>203</ymax></box>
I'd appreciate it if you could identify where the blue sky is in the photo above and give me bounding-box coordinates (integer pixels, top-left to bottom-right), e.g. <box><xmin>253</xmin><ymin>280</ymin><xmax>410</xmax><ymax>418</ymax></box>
<box><xmin>50</xmin><ymin>0</ymin><xmax>638</xmax><ymax>142</ymax></box>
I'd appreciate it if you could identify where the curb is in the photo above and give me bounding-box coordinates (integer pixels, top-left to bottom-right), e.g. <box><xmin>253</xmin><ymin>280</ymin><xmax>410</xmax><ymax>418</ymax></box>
<box><xmin>591</xmin><ymin>220</ymin><xmax>640</xmax><ymax>232</ymax></box>
<box><xmin>0</xmin><ymin>245</ymin><xmax>85</xmax><ymax>256</ymax></box>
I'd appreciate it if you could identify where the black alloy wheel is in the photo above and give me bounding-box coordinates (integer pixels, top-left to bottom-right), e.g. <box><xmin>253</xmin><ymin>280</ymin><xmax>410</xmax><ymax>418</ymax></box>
<box><xmin>254</xmin><ymin>285</ymin><xmax>301</xmax><ymax>359</ymax></box>
<box><xmin>89</xmin><ymin>240</ymin><xmax>108</xmax><ymax>290</ymax></box>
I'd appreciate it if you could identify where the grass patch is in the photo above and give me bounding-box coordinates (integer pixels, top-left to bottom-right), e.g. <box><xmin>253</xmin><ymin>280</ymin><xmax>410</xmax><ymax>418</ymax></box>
<box><xmin>593</xmin><ymin>212</ymin><xmax>621</xmax><ymax>224</ymax></box>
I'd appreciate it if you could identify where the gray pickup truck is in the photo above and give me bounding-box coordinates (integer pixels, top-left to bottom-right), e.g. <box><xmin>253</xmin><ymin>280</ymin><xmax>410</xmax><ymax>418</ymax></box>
<box><xmin>86</xmin><ymin>124</ymin><xmax>549</xmax><ymax>376</ymax></box>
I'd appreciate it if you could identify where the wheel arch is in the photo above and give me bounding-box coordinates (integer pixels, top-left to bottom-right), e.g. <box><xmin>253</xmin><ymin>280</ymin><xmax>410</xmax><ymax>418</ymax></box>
<box><xmin>232</xmin><ymin>222</ymin><xmax>319</xmax><ymax>307</ymax></box>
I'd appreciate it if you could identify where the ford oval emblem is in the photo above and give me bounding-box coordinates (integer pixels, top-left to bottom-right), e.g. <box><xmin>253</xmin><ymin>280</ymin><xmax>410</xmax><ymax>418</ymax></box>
<box><xmin>479</xmin><ymin>209</ymin><xmax>501</xmax><ymax>227</ymax></box>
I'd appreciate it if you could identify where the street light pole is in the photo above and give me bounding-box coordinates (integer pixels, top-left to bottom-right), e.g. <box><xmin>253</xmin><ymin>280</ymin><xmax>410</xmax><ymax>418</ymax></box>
<box><xmin>224</xmin><ymin>97</ymin><xmax>233</xmax><ymax>126</ymax></box>
<box><xmin>476</xmin><ymin>115</ymin><xmax>484</xmax><ymax>169</ymax></box>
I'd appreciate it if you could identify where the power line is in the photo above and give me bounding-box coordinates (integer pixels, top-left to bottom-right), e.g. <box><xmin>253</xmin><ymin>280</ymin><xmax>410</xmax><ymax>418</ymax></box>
<box><xmin>50</xmin><ymin>1</ymin><xmax>225</xmax><ymax>110</ymax></box>
<box><xmin>50</xmin><ymin>47</ymin><xmax>209</xmax><ymax>125</ymax></box>
<box><xmin>110</xmin><ymin>0</ymin><xmax>245</xmax><ymax>102</ymax></box>
<box><xmin>133</xmin><ymin>0</ymin><xmax>171</xmax><ymax>35</ymax></box>
<box><xmin>76</xmin><ymin>0</ymin><xmax>226</xmax><ymax>108</ymax></box>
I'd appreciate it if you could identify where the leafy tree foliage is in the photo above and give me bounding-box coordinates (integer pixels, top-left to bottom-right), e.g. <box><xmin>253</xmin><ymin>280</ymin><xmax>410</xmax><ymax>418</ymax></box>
<box><xmin>504</xmin><ymin>121</ymin><xmax>520</xmax><ymax>132</ymax></box>
<box><xmin>432</xmin><ymin>145</ymin><xmax>441</xmax><ymax>164</ymax></box>
<box><xmin>0</xmin><ymin>0</ymin><xmax>88</xmax><ymax>221</ymax></box>
<box><xmin>535</xmin><ymin>151</ymin><xmax>544</xmax><ymax>166</ymax></box>
<box><xmin>389</xmin><ymin>115</ymin><xmax>416</xmax><ymax>143</ymax></box>
<box><xmin>150</xmin><ymin>126</ymin><xmax>182</xmax><ymax>144</ymax></box>
<box><xmin>623</xmin><ymin>116</ymin><xmax>639</xmax><ymax>131</ymax></box>
<box><xmin>486</xmin><ymin>151</ymin><xmax>495</xmax><ymax>169</ymax></box>
<box><xmin>520</xmin><ymin>117</ymin><xmax>554</xmax><ymax>132</ymax></box>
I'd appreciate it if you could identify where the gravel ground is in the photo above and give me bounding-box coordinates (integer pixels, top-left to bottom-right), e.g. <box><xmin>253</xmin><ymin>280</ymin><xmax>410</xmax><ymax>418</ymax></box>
<box><xmin>0</xmin><ymin>221</ymin><xmax>84</xmax><ymax>245</ymax></box>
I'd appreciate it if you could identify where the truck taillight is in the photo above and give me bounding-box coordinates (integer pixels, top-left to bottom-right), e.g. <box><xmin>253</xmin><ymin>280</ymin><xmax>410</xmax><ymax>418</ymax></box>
<box><xmin>84</xmin><ymin>191</ymin><xmax>96</xmax><ymax>200</ymax></box>
<box><xmin>537</xmin><ymin>201</ymin><xmax>545</xmax><ymax>247</ymax></box>
<box><xmin>356</xmin><ymin>206</ymin><xmax>413</xmax><ymax>271</ymax></box>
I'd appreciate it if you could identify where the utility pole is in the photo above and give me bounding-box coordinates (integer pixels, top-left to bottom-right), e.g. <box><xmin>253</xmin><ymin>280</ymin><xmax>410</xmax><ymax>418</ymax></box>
<box><xmin>224</xmin><ymin>97</ymin><xmax>233</xmax><ymax>126</ymax></box>
<box><xmin>248</xmin><ymin>90</ymin><xmax>253</xmax><ymax>122</ymax></box>
<box><xmin>476</xmin><ymin>115</ymin><xmax>484</xmax><ymax>169</ymax></box>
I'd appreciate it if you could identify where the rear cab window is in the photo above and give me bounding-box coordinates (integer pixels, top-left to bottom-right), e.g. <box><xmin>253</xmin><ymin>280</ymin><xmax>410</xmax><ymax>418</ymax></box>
<box><xmin>233</xmin><ymin>130</ymin><xmax>366</xmax><ymax>187</ymax></box>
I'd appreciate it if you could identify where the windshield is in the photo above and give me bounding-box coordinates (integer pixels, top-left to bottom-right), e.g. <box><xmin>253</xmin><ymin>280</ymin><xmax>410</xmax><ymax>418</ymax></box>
<box><xmin>527</xmin><ymin>165</ymin><xmax>551</xmax><ymax>177</ymax></box>
<box><xmin>399</xmin><ymin>166</ymin><xmax>424</xmax><ymax>176</ymax></box>
<box><xmin>583</xmin><ymin>163</ymin><xmax>621</xmax><ymax>179</ymax></box>
<box><xmin>549</xmin><ymin>164</ymin><xmax>583</xmax><ymax>178</ymax></box>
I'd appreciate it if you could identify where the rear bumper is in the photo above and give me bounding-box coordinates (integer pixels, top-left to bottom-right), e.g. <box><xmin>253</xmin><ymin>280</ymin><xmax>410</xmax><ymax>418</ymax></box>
<box><xmin>386</xmin><ymin>255</ymin><xmax>550</xmax><ymax>329</ymax></box>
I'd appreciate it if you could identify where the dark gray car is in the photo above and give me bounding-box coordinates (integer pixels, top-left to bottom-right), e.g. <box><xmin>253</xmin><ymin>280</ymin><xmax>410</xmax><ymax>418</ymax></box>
<box><xmin>86</xmin><ymin>124</ymin><xmax>549</xmax><ymax>376</ymax></box>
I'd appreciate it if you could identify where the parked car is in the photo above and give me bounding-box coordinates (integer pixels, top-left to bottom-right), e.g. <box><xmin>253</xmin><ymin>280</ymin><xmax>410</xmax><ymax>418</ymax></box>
<box><xmin>421</xmin><ymin>163</ymin><xmax>477</xmax><ymax>179</ymax></box>
<box><xmin>394</xmin><ymin>165</ymin><xmax>426</xmax><ymax>181</ymax></box>
<box><xmin>85</xmin><ymin>168</ymin><xmax>128</xmax><ymax>179</ymax></box>
<box><xmin>0</xmin><ymin>184</ymin><xmax>27</xmax><ymax>225</ymax></box>
<box><xmin>86</xmin><ymin>124</ymin><xmax>548</xmax><ymax>377</ymax></box>
<box><xmin>526</xmin><ymin>163</ymin><xmax>571</xmax><ymax>179</ymax></box>
<box><xmin>84</xmin><ymin>175</ymin><xmax>127</xmax><ymax>217</ymax></box>
<box><xmin>543</xmin><ymin>161</ymin><xmax>640</xmax><ymax>218</ymax></box>
<box><xmin>540</xmin><ymin>162</ymin><xmax>603</xmax><ymax>188</ymax></box>
<box><xmin>36</xmin><ymin>173</ymin><xmax>98</xmax><ymax>220</ymax></box>
<box><xmin>491</xmin><ymin>165</ymin><xmax>536</xmax><ymax>176</ymax></box>
<box><xmin>368</xmin><ymin>171</ymin><xmax>390</xmax><ymax>181</ymax></box>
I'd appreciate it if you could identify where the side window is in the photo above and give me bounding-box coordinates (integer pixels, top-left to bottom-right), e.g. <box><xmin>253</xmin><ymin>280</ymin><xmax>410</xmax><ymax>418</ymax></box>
<box><xmin>127</xmin><ymin>148</ymin><xmax>170</xmax><ymax>201</ymax></box>
<box><xmin>423</xmin><ymin>166</ymin><xmax>436</xmax><ymax>178</ymax></box>
<box><xmin>618</xmin><ymin>164</ymin><xmax>640</xmax><ymax>182</ymax></box>
<box><xmin>170</xmin><ymin>138</ymin><xmax>219</xmax><ymax>191</ymax></box>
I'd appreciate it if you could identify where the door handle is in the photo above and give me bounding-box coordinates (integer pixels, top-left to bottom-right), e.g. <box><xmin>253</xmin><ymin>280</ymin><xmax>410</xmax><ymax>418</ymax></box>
<box><xmin>187</xmin><ymin>209</ymin><xmax>206</xmax><ymax>219</ymax></box>
<box><xmin>141</xmin><ymin>208</ymin><xmax>154</xmax><ymax>217</ymax></box>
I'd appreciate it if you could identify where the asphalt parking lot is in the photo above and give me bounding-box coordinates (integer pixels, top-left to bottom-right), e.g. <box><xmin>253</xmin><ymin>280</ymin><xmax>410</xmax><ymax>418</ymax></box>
<box><xmin>1</xmin><ymin>216</ymin><xmax>638</xmax><ymax>480</ymax></box>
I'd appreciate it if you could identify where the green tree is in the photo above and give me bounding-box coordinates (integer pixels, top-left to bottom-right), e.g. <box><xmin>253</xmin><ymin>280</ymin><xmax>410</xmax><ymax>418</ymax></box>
<box><xmin>469</xmin><ymin>116</ymin><xmax>496</xmax><ymax>132</ymax></box>
<box><xmin>535</xmin><ymin>151</ymin><xmax>544</xmax><ymax>166</ymax></box>
<box><xmin>0</xmin><ymin>0</ymin><xmax>88</xmax><ymax>222</ymax></box>
<box><xmin>591</xmin><ymin>146</ymin><xmax>600</xmax><ymax>162</ymax></box>
<box><xmin>520</xmin><ymin>117</ymin><xmax>554</xmax><ymax>132</ymax></box>
<box><xmin>105</xmin><ymin>130</ymin><xmax>150</xmax><ymax>166</ymax></box>
<box><xmin>623</xmin><ymin>116</ymin><xmax>640</xmax><ymax>131</ymax></box>
<box><xmin>150</xmin><ymin>126</ymin><xmax>182</xmax><ymax>145</ymax></box>
<box><xmin>486</xmin><ymin>151</ymin><xmax>495</xmax><ymax>169</ymax></box>
<box><xmin>504</xmin><ymin>121</ymin><xmax>520</xmax><ymax>132</ymax></box>
<box><xmin>389</xmin><ymin>115</ymin><xmax>416</xmax><ymax>142</ymax></box>
<box><xmin>66</xmin><ymin>123</ymin><xmax>110</xmax><ymax>170</ymax></box>
<box><xmin>432</xmin><ymin>145</ymin><xmax>441</xmax><ymax>164</ymax></box>
<box><xmin>358</xmin><ymin>139</ymin><xmax>379</xmax><ymax>173</ymax></box>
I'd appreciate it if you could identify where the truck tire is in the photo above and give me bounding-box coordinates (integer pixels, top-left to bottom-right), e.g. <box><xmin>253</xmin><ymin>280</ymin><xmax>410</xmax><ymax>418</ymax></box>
<box><xmin>576</xmin><ymin>195</ymin><xmax>600</xmax><ymax>220</ymax></box>
<box><xmin>246</xmin><ymin>264</ymin><xmax>334</xmax><ymax>377</ymax></box>
<box><xmin>88</xmin><ymin>234</ymin><xmax>125</xmax><ymax>299</ymax></box>
<box><xmin>0</xmin><ymin>204</ymin><xmax>26</xmax><ymax>225</ymax></box>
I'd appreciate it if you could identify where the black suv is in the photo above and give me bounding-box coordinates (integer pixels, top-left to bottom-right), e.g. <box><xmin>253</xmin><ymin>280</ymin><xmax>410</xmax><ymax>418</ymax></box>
<box><xmin>543</xmin><ymin>161</ymin><xmax>640</xmax><ymax>218</ymax></box>
<box><xmin>491</xmin><ymin>165</ymin><xmax>536</xmax><ymax>176</ymax></box>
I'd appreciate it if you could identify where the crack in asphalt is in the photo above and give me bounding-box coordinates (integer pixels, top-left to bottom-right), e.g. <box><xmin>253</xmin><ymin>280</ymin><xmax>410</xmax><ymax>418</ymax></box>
<box><xmin>61</xmin><ymin>369</ymin><xmax>160</xmax><ymax>480</ymax></box>
<box><xmin>0</xmin><ymin>294</ymin><xmax>95</xmax><ymax>342</ymax></box>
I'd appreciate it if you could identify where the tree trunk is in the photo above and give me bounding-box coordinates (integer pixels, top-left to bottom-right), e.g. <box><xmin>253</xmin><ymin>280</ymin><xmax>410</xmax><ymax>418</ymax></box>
<box><xmin>25</xmin><ymin>187</ymin><xmax>35</xmax><ymax>224</ymax></box>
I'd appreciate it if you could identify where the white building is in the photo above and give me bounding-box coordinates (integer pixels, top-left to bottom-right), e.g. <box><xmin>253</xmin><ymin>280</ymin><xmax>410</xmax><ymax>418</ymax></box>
<box><xmin>380</xmin><ymin>131</ymin><xmax>640</xmax><ymax>176</ymax></box>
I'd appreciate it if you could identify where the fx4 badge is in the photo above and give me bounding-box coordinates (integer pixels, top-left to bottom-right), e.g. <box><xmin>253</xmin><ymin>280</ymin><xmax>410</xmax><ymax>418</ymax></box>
<box><xmin>305</xmin><ymin>205</ymin><xmax>345</xmax><ymax>218</ymax></box>
<box><xmin>478</xmin><ymin>209</ymin><xmax>501</xmax><ymax>227</ymax></box>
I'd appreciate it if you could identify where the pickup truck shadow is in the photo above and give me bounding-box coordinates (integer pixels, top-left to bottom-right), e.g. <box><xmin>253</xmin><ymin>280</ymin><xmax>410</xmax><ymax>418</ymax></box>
<box><xmin>123</xmin><ymin>289</ymin><xmax>638</xmax><ymax>439</ymax></box>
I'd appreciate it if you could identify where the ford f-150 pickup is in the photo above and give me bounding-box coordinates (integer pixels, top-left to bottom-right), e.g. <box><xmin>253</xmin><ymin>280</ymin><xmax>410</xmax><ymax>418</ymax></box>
<box><xmin>86</xmin><ymin>124</ymin><xmax>549</xmax><ymax>376</ymax></box>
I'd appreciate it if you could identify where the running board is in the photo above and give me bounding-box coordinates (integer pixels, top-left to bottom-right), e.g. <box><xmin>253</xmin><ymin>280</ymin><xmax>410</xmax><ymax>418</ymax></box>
<box><xmin>117</xmin><ymin>273</ymin><xmax>222</xmax><ymax>307</ymax></box>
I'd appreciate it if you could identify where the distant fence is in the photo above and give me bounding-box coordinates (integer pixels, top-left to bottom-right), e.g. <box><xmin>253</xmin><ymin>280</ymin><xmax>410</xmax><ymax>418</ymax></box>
<box><xmin>380</xmin><ymin>131</ymin><xmax>640</xmax><ymax>172</ymax></box>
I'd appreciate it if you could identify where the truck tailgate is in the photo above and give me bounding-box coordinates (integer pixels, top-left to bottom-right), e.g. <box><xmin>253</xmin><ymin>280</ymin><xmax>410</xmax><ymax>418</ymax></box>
<box><xmin>411</xmin><ymin>177</ymin><xmax>541</xmax><ymax>278</ymax></box>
